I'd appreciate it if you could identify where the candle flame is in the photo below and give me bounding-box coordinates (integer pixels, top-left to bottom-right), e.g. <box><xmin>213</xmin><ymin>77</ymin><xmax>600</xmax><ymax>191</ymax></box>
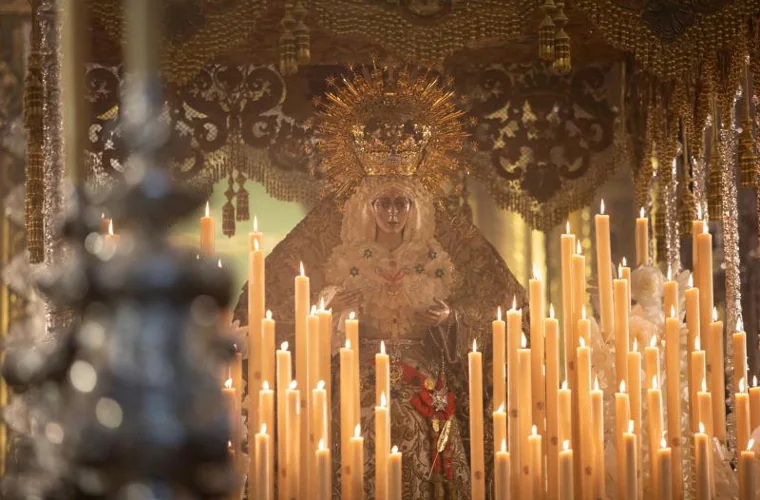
<box><xmin>228</xmin><ymin>441</ymin><xmax>232</xmax><ymax>449</ymax></box>
<box><xmin>497</xmin><ymin>403</ymin><xmax>505</xmax><ymax>413</ymax></box>
<box><xmin>380</xmin><ymin>341</ymin><xmax>386</xmax><ymax>355</ymax></box>
<box><xmin>289</xmin><ymin>380</ymin><xmax>297</xmax><ymax>390</ymax></box>
<box><xmin>253</xmin><ymin>215</ymin><xmax>258</xmax><ymax>233</ymax></box>
<box><xmin>579</xmin><ymin>336</ymin><xmax>586</xmax><ymax>348</ymax></box>
<box><xmin>581</xmin><ymin>305</ymin><xmax>587</xmax><ymax>320</ymax></box>
<box><xmin>521</xmin><ymin>332</ymin><xmax>527</xmax><ymax>349</ymax></box>
<box><xmin>632</xmin><ymin>338</ymin><xmax>638</xmax><ymax>352</ymax></box>
<box><xmin>380</xmin><ymin>391</ymin><xmax>387</xmax><ymax>408</ymax></box>
<box><xmin>531</xmin><ymin>425</ymin><xmax>538</xmax><ymax>436</ymax></box>
<box><xmin>600</xmin><ymin>199</ymin><xmax>605</xmax><ymax>215</ymax></box>
<box><xmin>703</xmin><ymin>221</ymin><xmax>709</xmax><ymax>234</ymax></box>
<box><xmin>620</xmin><ymin>380</ymin><xmax>626</xmax><ymax>393</ymax></box>
<box><xmin>697</xmin><ymin>204</ymin><xmax>702</xmax><ymax>220</ymax></box>
<box><xmin>497</xmin><ymin>306</ymin><xmax>502</xmax><ymax>322</ymax></box>
<box><xmin>107</xmin><ymin>219</ymin><xmax>114</xmax><ymax>236</ymax></box>
<box><xmin>318</xmin><ymin>438</ymin><xmax>326</xmax><ymax>451</ymax></box>
<box><xmin>311</xmin><ymin>305</ymin><xmax>317</xmax><ymax>315</ymax></box>
<box><xmin>472</xmin><ymin>339</ymin><xmax>478</xmax><ymax>353</ymax></box>
<box><xmin>667</xmin><ymin>264</ymin><xmax>672</xmax><ymax>281</ymax></box>
<box><xmin>266</xmin><ymin>310</ymin><xmax>272</xmax><ymax>320</ymax></box>
<box><xmin>532</xmin><ymin>264</ymin><xmax>540</xmax><ymax>281</ymax></box>
<box><xmin>660</xmin><ymin>436</ymin><xmax>667</xmax><ymax>449</ymax></box>
<box><xmin>354</xmin><ymin>424</ymin><xmax>361</xmax><ymax>438</ymax></box>
<box><xmin>754</xmin><ymin>375</ymin><xmax>758</xmax><ymax>388</ymax></box>
<box><xmin>262</xmin><ymin>380</ymin><xmax>270</xmax><ymax>390</ymax></box>
<box><xmin>576</xmin><ymin>240</ymin><xmax>582</xmax><ymax>254</ymax></box>
<box><xmin>205</xmin><ymin>201</ymin><xmax>210</xmax><ymax>217</ymax></box>
<box><xmin>593</xmin><ymin>376</ymin><xmax>599</xmax><ymax>391</ymax></box>
<box><xmin>101</xmin><ymin>212</ymin><xmax>105</xmax><ymax>219</ymax></box>
<box><xmin>712</xmin><ymin>307</ymin><xmax>718</xmax><ymax>322</ymax></box>
<box><xmin>281</xmin><ymin>341</ymin><xmax>288</xmax><ymax>351</ymax></box>
<box><xmin>549</xmin><ymin>304</ymin><xmax>555</xmax><ymax>319</ymax></box>
<box><xmin>512</xmin><ymin>295</ymin><xmax>517</xmax><ymax>311</ymax></box>
<box><xmin>618</xmin><ymin>263</ymin><xmax>623</xmax><ymax>279</ymax></box>
<box><xmin>349</xmin><ymin>311</ymin><xmax>356</xmax><ymax>320</ymax></box>
<box><xmin>566</xmin><ymin>220</ymin><xmax>571</xmax><ymax>234</ymax></box>
<box><xmin>224</xmin><ymin>378</ymin><xmax>232</xmax><ymax>389</ymax></box>
<box><xmin>261</xmin><ymin>423</ymin><xmax>267</xmax><ymax>434</ymax></box>
<box><xmin>699</xmin><ymin>422</ymin><xmax>705</xmax><ymax>433</ymax></box>
<box><xmin>319</xmin><ymin>297</ymin><xmax>325</xmax><ymax>311</ymax></box>
<box><xmin>254</xmin><ymin>238</ymin><xmax>259</xmax><ymax>251</ymax></box>
<box><xmin>640</xmin><ymin>207</ymin><xmax>645</xmax><ymax>218</ymax></box>
<box><xmin>345</xmin><ymin>339</ymin><xmax>351</xmax><ymax>349</ymax></box>
<box><xmin>740</xmin><ymin>378</ymin><xmax>746</xmax><ymax>393</ymax></box>
<box><xmin>688</xmin><ymin>274</ymin><xmax>693</xmax><ymax>288</ymax></box>
<box><xmin>501</xmin><ymin>439</ymin><xmax>507</xmax><ymax>453</ymax></box>
<box><xmin>695</xmin><ymin>335</ymin><xmax>701</xmax><ymax>351</ymax></box>
<box><xmin>737</xmin><ymin>317</ymin><xmax>744</xmax><ymax>332</ymax></box>
<box><xmin>300</xmin><ymin>261</ymin><xmax>305</xmax><ymax>277</ymax></box>
<box><xmin>563</xmin><ymin>440</ymin><xmax>570</xmax><ymax>451</ymax></box>
<box><xmin>649</xmin><ymin>335</ymin><xmax>657</xmax><ymax>348</ymax></box>
<box><xmin>196</xmin><ymin>254</ymin><xmax>200</xmax><ymax>260</ymax></box>
<box><xmin>218</xmin><ymin>258</ymin><xmax>223</xmax><ymax>269</ymax></box>
<box><xmin>701</xmin><ymin>378</ymin><xmax>707</xmax><ymax>393</ymax></box>
<box><xmin>670</xmin><ymin>305</ymin><xmax>676</xmax><ymax>319</ymax></box>
<box><xmin>317</xmin><ymin>380</ymin><xmax>325</xmax><ymax>390</ymax></box>
<box><xmin>562</xmin><ymin>380</ymin><xmax>568</xmax><ymax>390</ymax></box>
<box><xmin>749</xmin><ymin>439</ymin><xmax>755</xmax><ymax>451</ymax></box>
<box><xmin>391</xmin><ymin>445</ymin><xmax>399</xmax><ymax>454</ymax></box>
<box><xmin>628</xmin><ymin>420</ymin><xmax>635</xmax><ymax>433</ymax></box>
<box><xmin>622</xmin><ymin>256</ymin><xmax>627</xmax><ymax>267</ymax></box>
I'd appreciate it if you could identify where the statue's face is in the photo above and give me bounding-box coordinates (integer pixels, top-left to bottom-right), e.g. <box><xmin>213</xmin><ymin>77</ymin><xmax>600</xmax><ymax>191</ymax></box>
<box><xmin>372</xmin><ymin>188</ymin><xmax>412</xmax><ymax>235</ymax></box>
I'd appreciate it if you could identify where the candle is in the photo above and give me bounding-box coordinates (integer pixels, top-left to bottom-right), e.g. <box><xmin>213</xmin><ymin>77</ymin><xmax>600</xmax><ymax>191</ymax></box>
<box><xmin>388</xmin><ymin>445</ymin><xmax>402</xmax><ymax>500</ymax></box>
<box><xmin>493</xmin><ymin>403</ymin><xmax>507</xmax><ymax>456</ymax></box>
<box><xmin>635</xmin><ymin>207</ymin><xmax>649</xmax><ymax>266</ymax></box>
<box><xmin>518</xmin><ymin>333</ymin><xmax>534</xmax><ymax>498</ymax></box>
<box><xmin>493</xmin><ymin>306</ymin><xmax>507</xmax><ymax>411</ymax></box>
<box><xmin>692</xmin><ymin>215</ymin><xmax>705</xmax><ymax>292</ymax></box>
<box><xmin>312</xmin><ymin>381</ymin><xmax>328</xmax><ymax>459</ymax></box>
<box><xmin>529</xmin><ymin>267</ymin><xmax>546</xmax><ymax>434</ymax></box>
<box><xmin>621</xmin><ymin>257</ymin><xmax>632</xmax><ymax>313</ymax></box>
<box><xmin>627</xmin><ymin>340</ymin><xmax>643</xmax><ymax>495</ymax></box>
<box><xmin>100</xmin><ymin>213</ymin><xmax>111</xmax><ymax>235</ymax></box>
<box><xmin>647</xmin><ymin>376</ymin><xmax>663</xmax><ymax>496</ymax></box>
<box><xmin>595</xmin><ymin>199</ymin><xmax>614</xmax><ymax>338</ymax></box>
<box><xmin>690</xmin><ymin>336</ymin><xmax>706</xmax><ymax>432</ymax></box>
<box><xmin>591</xmin><ymin>377</ymin><xmax>605</xmax><ymax>500</ymax></box>
<box><xmin>663</xmin><ymin>265</ymin><xmax>678</xmax><ymax>319</ymax></box>
<box><xmin>375</xmin><ymin>392</ymin><xmax>390</xmax><ymax>500</ymax></box>
<box><xmin>262</xmin><ymin>310</ymin><xmax>276</xmax><ymax>411</ymax></box>
<box><xmin>644</xmin><ymin>335</ymin><xmax>660</xmax><ymax>396</ymax></box>
<box><xmin>104</xmin><ymin>219</ymin><xmax>120</xmax><ymax>250</ymax></box>
<box><xmin>559</xmin><ymin>440</ymin><xmax>574</xmax><ymax>500</ymax></box>
<box><xmin>577</xmin><ymin>334</ymin><xmax>593</xmax><ymax>500</ymax></box>
<box><xmin>697</xmin><ymin>378</ymin><xmax>714</xmax><ymax>437</ymax></box>
<box><xmin>255</xmin><ymin>424</ymin><xmax>271</xmax><ymax>500</ymax></box>
<box><xmin>750</xmin><ymin>376</ymin><xmax>760</xmax><ymax>432</ymax></box>
<box><xmin>615</xmin><ymin>380</ymin><xmax>631</xmax><ymax>500</ymax></box>
<box><xmin>614</xmin><ymin>267</ymin><xmax>629</xmax><ymax>387</ymax></box>
<box><xmin>545</xmin><ymin>306</ymin><xmax>560</xmax><ymax>500</ymax></box>
<box><xmin>733</xmin><ymin>320</ymin><xmax>748</xmax><ymax>395</ymax></box>
<box><xmin>694</xmin><ymin>423</ymin><xmax>710</xmax><ymax>500</ymax></box>
<box><xmin>376</xmin><ymin>341</ymin><xmax>390</xmax><ymax>408</ymax></box>
<box><xmin>558</xmin><ymin>380</ymin><xmax>572</xmax><ymax>446</ymax></box>
<box><xmin>317</xmin><ymin>301</ymin><xmax>332</xmax><ymax>416</ymax></box>
<box><xmin>706</xmin><ymin>308</ymin><xmax>726</xmax><ymax>442</ymax></box>
<box><xmin>739</xmin><ymin>439</ymin><xmax>755</xmax><ymax>500</ymax></box>
<box><xmin>561</xmin><ymin>222</ymin><xmax>576</xmax><ymax>380</ymax></box>
<box><xmin>316</xmin><ymin>439</ymin><xmax>331</xmax><ymax>500</ymax></box>
<box><xmin>286</xmin><ymin>380</ymin><xmax>301</xmax><ymax>498</ymax></box>
<box><xmin>346</xmin><ymin>312</ymin><xmax>360</xmax><ymax>421</ymax></box>
<box><xmin>259</xmin><ymin>381</ymin><xmax>275</xmax><ymax>500</ymax></box>
<box><xmin>250</xmin><ymin>215</ymin><xmax>263</xmax><ymax>250</ymax></box>
<box><xmin>276</xmin><ymin>342</ymin><xmax>292</xmax><ymax>497</ymax></box>
<box><xmin>249</xmin><ymin>232</ymin><xmax>266</xmax><ymax>420</ymax></box>
<box><xmin>664</xmin><ymin>307</ymin><xmax>682</xmax><ymax>499</ymax></box>
<box><xmin>528</xmin><ymin>425</ymin><xmax>542</xmax><ymax>500</ymax></box>
<box><xmin>696</xmin><ymin>223</ymin><xmax>713</xmax><ymax>367</ymax></box>
<box><xmin>340</xmin><ymin>339</ymin><xmax>356</xmax><ymax>498</ymax></box>
<box><xmin>507</xmin><ymin>298</ymin><xmax>522</xmax><ymax>492</ymax></box>
<box><xmin>736</xmin><ymin>378</ymin><xmax>751</xmax><ymax>457</ymax></box>
<box><xmin>685</xmin><ymin>277</ymin><xmax>700</xmax><ymax>430</ymax></box>
<box><xmin>350</xmin><ymin>425</ymin><xmax>364</xmax><ymax>500</ymax></box>
<box><xmin>222</xmin><ymin>378</ymin><xmax>241</xmax><ymax>493</ymax></box>
<box><xmin>495</xmin><ymin>439</ymin><xmax>511</xmax><ymax>500</ymax></box>
<box><xmin>469</xmin><ymin>339</ymin><xmax>485</xmax><ymax>500</ymax></box>
<box><xmin>306</xmin><ymin>307</ymin><xmax>320</xmax><ymax>486</ymax></box>
<box><xmin>656</xmin><ymin>437</ymin><xmax>673</xmax><ymax>500</ymax></box>
<box><xmin>200</xmin><ymin>201</ymin><xmax>214</xmax><ymax>256</ymax></box>
<box><xmin>570</xmin><ymin>243</ymin><xmax>585</xmax><ymax>499</ymax></box>
<box><xmin>624</xmin><ymin>421</ymin><xmax>639</xmax><ymax>500</ymax></box>
<box><xmin>295</xmin><ymin>262</ymin><xmax>311</xmax><ymax>491</ymax></box>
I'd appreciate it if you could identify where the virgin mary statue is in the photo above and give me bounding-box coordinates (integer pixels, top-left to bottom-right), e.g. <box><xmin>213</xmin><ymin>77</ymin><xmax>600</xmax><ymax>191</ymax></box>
<box><xmin>235</xmin><ymin>68</ymin><xmax>526</xmax><ymax>499</ymax></box>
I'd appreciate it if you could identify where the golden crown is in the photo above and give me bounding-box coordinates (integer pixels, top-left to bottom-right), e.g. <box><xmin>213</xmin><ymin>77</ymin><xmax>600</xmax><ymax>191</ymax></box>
<box><xmin>314</xmin><ymin>66</ymin><xmax>467</xmax><ymax>198</ymax></box>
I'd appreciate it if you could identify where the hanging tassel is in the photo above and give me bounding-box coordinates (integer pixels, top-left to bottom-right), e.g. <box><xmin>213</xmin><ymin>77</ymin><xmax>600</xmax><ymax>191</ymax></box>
<box><xmin>738</xmin><ymin>126</ymin><xmax>757</xmax><ymax>187</ymax></box>
<box><xmin>222</xmin><ymin>201</ymin><xmax>236</xmax><ymax>238</ymax></box>
<box><xmin>551</xmin><ymin>0</ymin><xmax>570</xmax><ymax>75</ymax></box>
<box><xmin>539</xmin><ymin>15</ymin><xmax>556</xmax><ymax>61</ymax></box>
<box><xmin>707</xmin><ymin>147</ymin><xmax>723</xmax><ymax>220</ymax></box>
<box><xmin>236</xmin><ymin>186</ymin><xmax>249</xmax><ymax>221</ymax></box>
<box><xmin>293</xmin><ymin>1</ymin><xmax>310</xmax><ymax>65</ymax></box>
<box><xmin>279</xmin><ymin>9</ymin><xmax>298</xmax><ymax>76</ymax></box>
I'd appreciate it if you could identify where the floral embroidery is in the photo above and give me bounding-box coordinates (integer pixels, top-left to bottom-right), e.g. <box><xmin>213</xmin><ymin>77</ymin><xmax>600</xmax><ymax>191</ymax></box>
<box><xmin>414</xmin><ymin>263</ymin><xmax>425</xmax><ymax>274</ymax></box>
<box><xmin>435</xmin><ymin>268</ymin><xmax>445</xmax><ymax>278</ymax></box>
<box><xmin>350</xmin><ymin>266</ymin><xmax>360</xmax><ymax>277</ymax></box>
<box><xmin>428</xmin><ymin>249</ymin><xmax>437</xmax><ymax>260</ymax></box>
<box><xmin>363</xmin><ymin>248</ymin><xmax>373</xmax><ymax>259</ymax></box>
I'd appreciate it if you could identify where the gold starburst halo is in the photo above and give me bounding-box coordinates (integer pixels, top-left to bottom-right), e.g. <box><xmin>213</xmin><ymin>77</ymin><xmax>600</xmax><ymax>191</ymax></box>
<box><xmin>312</xmin><ymin>65</ymin><xmax>467</xmax><ymax>200</ymax></box>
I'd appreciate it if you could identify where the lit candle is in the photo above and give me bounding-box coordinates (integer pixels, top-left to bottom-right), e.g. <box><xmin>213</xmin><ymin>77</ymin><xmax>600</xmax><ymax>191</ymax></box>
<box><xmin>222</xmin><ymin>378</ymin><xmax>241</xmax><ymax>492</ymax></box>
<box><xmin>340</xmin><ymin>339</ymin><xmax>356</xmax><ymax>498</ymax></box>
<box><xmin>259</xmin><ymin>381</ymin><xmax>275</xmax><ymax>500</ymax></box>
<box><xmin>346</xmin><ymin>312</ymin><xmax>360</xmax><ymax>421</ymax></box>
<box><xmin>350</xmin><ymin>424</ymin><xmax>364</xmax><ymax>500</ymax></box>
<box><xmin>561</xmin><ymin>222</ymin><xmax>576</xmax><ymax>380</ymax></box>
<box><xmin>317</xmin><ymin>300</ymin><xmax>333</xmax><ymax>416</ymax></box>
<box><xmin>595</xmin><ymin>199</ymin><xmax>614</xmax><ymax>338</ymax></box>
<box><xmin>376</xmin><ymin>340</ymin><xmax>390</xmax><ymax>408</ymax></box>
<box><xmin>104</xmin><ymin>219</ymin><xmax>120</xmax><ymax>249</ymax></box>
<box><xmin>624</xmin><ymin>421</ymin><xmax>639</xmax><ymax>500</ymax></box>
<box><xmin>620</xmin><ymin>257</ymin><xmax>632</xmax><ymax>313</ymax></box>
<box><xmin>528</xmin><ymin>425</ymin><xmax>542</xmax><ymax>500</ymax></box>
<box><xmin>99</xmin><ymin>213</ymin><xmax>111</xmax><ymax>235</ymax></box>
<box><xmin>685</xmin><ymin>276</ymin><xmax>700</xmax><ymax>430</ymax></box>
<box><xmin>518</xmin><ymin>333</ymin><xmax>534</xmax><ymax>498</ymax></box>
<box><xmin>507</xmin><ymin>297</ymin><xmax>522</xmax><ymax>492</ymax></box>
<box><xmin>469</xmin><ymin>339</ymin><xmax>485</xmax><ymax>500</ymax></box>
<box><xmin>276</xmin><ymin>342</ymin><xmax>292</xmax><ymax>495</ymax></box>
<box><xmin>591</xmin><ymin>377</ymin><xmax>605</xmax><ymax>500</ymax></box>
<box><xmin>312</xmin><ymin>381</ymin><xmax>328</xmax><ymax>461</ymax></box>
<box><xmin>635</xmin><ymin>207</ymin><xmax>649</xmax><ymax>266</ymax></box>
<box><xmin>656</xmin><ymin>437</ymin><xmax>673</xmax><ymax>500</ymax></box>
<box><xmin>615</xmin><ymin>380</ymin><xmax>631</xmax><ymax>500</ymax></box>
<box><xmin>627</xmin><ymin>340</ymin><xmax>643</xmax><ymax>495</ymax></box>
<box><xmin>736</xmin><ymin>378</ymin><xmax>751</xmax><ymax>458</ymax></box>
<box><xmin>295</xmin><ymin>262</ymin><xmax>311</xmax><ymax>490</ymax></box>
<box><xmin>249</xmin><ymin>231</ymin><xmax>266</xmax><ymax>443</ymax></box>
<box><xmin>558</xmin><ymin>380</ymin><xmax>572</xmax><ymax>446</ymax></box>
<box><xmin>559</xmin><ymin>440</ymin><xmax>574</xmax><ymax>500</ymax></box>
<box><xmin>493</xmin><ymin>306</ymin><xmax>507</xmax><ymax>412</ymax></box>
<box><xmin>663</xmin><ymin>265</ymin><xmax>678</xmax><ymax>319</ymax></box>
<box><xmin>375</xmin><ymin>392</ymin><xmax>390</xmax><ymax>500</ymax></box>
<box><xmin>696</xmin><ymin>223</ymin><xmax>713</xmax><ymax>370</ymax></box>
<box><xmin>644</xmin><ymin>335</ymin><xmax>660</xmax><ymax>396</ymax></box>
<box><xmin>739</xmin><ymin>439</ymin><xmax>755</xmax><ymax>500</ymax></box>
<box><xmin>286</xmin><ymin>380</ymin><xmax>301</xmax><ymax>498</ymax></box>
<box><xmin>493</xmin><ymin>403</ymin><xmax>507</xmax><ymax>457</ymax></box>
<box><xmin>306</xmin><ymin>307</ymin><xmax>320</xmax><ymax>486</ymax></box>
<box><xmin>614</xmin><ymin>265</ymin><xmax>629</xmax><ymax>387</ymax></box>
<box><xmin>696</xmin><ymin>381</ymin><xmax>714</xmax><ymax>497</ymax></box>
<box><xmin>200</xmin><ymin>201</ymin><xmax>214</xmax><ymax>256</ymax></box>
<box><xmin>692</xmin><ymin>212</ymin><xmax>705</xmax><ymax>293</ymax></box>
<box><xmin>690</xmin><ymin>336</ymin><xmax>706</xmax><ymax>432</ymax></box>
<box><xmin>706</xmin><ymin>308</ymin><xmax>726</xmax><ymax>442</ymax></box>
<box><xmin>570</xmin><ymin>243</ymin><xmax>585</xmax><ymax>499</ymax></box>
<box><xmin>250</xmin><ymin>215</ymin><xmax>263</xmax><ymax>250</ymax></box>
<box><xmin>255</xmin><ymin>424</ymin><xmax>271</xmax><ymax>500</ymax></box>
<box><xmin>733</xmin><ymin>319</ymin><xmax>748</xmax><ymax>396</ymax></box>
<box><xmin>388</xmin><ymin>445</ymin><xmax>403</xmax><ymax>500</ymax></box>
<box><xmin>750</xmin><ymin>376</ymin><xmax>760</xmax><ymax>432</ymax></box>
<box><xmin>545</xmin><ymin>305</ymin><xmax>560</xmax><ymax>500</ymax></box>
<box><xmin>694</xmin><ymin>422</ymin><xmax>710</xmax><ymax>500</ymax></box>
<box><xmin>316</xmin><ymin>439</ymin><xmax>331</xmax><ymax>500</ymax></box>
<box><xmin>647</xmin><ymin>375</ymin><xmax>663</xmax><ymax>496</ymax></box>
<box><xmin>664</xmin><ymin>306</ymin><xmax>682</xmax><ymax>499</ymax></box>
<box><xmin>496</xmin><ymin>439</ymin><xmax>511</xmax><ymax>500</ymax></box>
<box><xmin>529</xmin><ymin>267</ymin><xmax>546</xmax><ymax>434</ymax></box>
<box><xmin>577</xmin><ymin>334</ymin><xmax>593</xmax><ymax>500</ymax></box>
<box><xmin>261</xmin><ymin>310</ymin><xmax>276</xmax><ymax>415</ymax></box>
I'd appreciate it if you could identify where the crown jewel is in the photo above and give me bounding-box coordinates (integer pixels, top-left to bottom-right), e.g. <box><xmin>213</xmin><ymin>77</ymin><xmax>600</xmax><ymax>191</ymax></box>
<box><xmin>314</xmin><ymin>66</ymin><xmax>467</xmax><ymax>198</ymax></box>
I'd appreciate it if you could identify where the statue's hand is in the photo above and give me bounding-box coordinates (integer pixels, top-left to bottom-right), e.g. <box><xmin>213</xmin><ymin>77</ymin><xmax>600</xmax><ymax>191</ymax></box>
<box><xmin>328</xmin><ymin>288</ymin><xmax>362</xmax><ymax>315</ymax></box>
<box><xmin>415</xmin><ymin>298</ymin><xmax>451</xmax><ymax>327</ymax></box>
